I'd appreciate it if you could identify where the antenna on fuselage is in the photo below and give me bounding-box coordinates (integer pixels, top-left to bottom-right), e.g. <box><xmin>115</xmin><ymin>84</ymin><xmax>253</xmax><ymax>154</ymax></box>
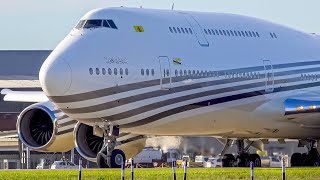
<box><xmin>171</xmin><ymin>3</ymin><xmax>175</xmax><ymax>10</ymax></box>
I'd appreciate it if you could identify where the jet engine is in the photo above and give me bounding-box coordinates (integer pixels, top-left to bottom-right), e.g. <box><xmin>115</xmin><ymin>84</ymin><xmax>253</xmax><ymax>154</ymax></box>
<box><xmin>17</xmin><ymin>101</ymin><xmax>76</xmax><ymax>152</ymax></box>
<box><xmin>74</xmin><ymin>123</ymin><xmax>146</xmax><ymax>162</ymax></box>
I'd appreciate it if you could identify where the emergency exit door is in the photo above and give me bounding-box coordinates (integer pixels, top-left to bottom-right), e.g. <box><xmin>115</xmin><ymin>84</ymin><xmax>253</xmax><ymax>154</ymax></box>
<box><xmin>158</xmin><ymin>56</ymin><xmax>171</xmax><ymax>89</ymax></box>
<box><xmin>263</xmin><ymin>60</ymin><xmax>274</xmax><ymax>93</ymax></box>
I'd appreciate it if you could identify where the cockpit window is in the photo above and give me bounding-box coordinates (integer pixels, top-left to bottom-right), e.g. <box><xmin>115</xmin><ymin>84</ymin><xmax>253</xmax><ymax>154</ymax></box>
<box><xmin>103</xmin><ymin>20</ymin><xmax>110</xmax><ymax>28</ymax></box>
<box><xmin>107</xmin><ymin>20</ymin><xmax>118</xmax><ymax>29</ymax></box>
<box><xmin>83</xmin><ymin>20</ymin><xmax>102</xmax><ymax>29</ymax></box>
<box><xmin>76</xmin><ymin>19</ymin><xmax>118</xmax><ymax>30</ymax></box>
<box><xmin>75</xmin><ymin>20</ymin><xmax>86</xmax><ymax>29</ymax></box>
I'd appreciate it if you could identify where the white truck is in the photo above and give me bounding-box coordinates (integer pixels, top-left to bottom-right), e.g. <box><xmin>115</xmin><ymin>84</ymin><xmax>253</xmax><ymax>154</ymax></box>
<box><xmin>131</xmin><ymin>148</ymin><xmax>180</xmax><ymax>167</ymax></box>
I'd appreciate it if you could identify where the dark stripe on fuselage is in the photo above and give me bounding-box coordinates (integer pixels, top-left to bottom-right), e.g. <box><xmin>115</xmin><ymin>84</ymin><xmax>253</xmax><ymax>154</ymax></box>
<box><xmin>78</xmin><ymin>76</ymin><xmax>302</xmax><ymax>122</ymax></box>
<box><xmin>48</xmin><ymin>60</ymin><xmax>320</xmax><ymax>103</ymax></box>
<box><xmin>62</xmin><ymin>66</ymin><xmax>320</xmax><ymax>115</ymax></box>
<box><xmin>121</xmin><ymin>81</ymin><xmax>320</xmax><ymax>128</ymax></box>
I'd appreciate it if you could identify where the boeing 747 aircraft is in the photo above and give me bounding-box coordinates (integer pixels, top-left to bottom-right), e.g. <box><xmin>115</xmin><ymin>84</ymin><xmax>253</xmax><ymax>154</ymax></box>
<box><xmin>3</xmin><ymin>7</ymin><xmax>320</xmax><ymax>168</ymax></box>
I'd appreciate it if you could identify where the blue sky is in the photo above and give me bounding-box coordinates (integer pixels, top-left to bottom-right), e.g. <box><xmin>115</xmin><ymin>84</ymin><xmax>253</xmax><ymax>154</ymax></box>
<box><xmin>1</xmin><ymin>0</ymin><xmax>319</xmax><ymax>49</ymax></box>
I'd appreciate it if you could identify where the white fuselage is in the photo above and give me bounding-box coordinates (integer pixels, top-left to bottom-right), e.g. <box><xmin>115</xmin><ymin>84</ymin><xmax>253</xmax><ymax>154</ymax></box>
<box><xmin>39</xmin><ymin>7</ymin><xmax>320</xmax><ymax>139</ymax></box>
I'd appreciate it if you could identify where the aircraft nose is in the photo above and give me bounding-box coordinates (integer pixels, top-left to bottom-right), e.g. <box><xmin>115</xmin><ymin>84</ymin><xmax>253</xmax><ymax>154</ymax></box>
<box><xmin>40</xmin><ymin>58</ymin><xmax>72</xmax><ymax>96</ymax></box>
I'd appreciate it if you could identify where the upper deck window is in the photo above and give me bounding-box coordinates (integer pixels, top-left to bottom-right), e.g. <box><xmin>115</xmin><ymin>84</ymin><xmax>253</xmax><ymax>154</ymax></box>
<box><xmin>83</xmin><ymin>20</ymin><xmax>102</xmax><ymax>29</ymax></box>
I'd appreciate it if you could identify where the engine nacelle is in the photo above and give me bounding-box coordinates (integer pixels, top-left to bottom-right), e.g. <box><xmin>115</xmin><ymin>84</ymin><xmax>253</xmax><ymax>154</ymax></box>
<box><xmin>74</xmin><ymin>123</ymin><xmax>146</xmax><ymax>162</ymax></box>
<box><xmin>17</xmin><ymin>101</ymin><xmax>76</xmax><ymax>152</ymax></box>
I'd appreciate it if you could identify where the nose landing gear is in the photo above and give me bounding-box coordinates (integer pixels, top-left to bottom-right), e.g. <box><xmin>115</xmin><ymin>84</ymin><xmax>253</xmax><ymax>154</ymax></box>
<box><xmin>96</xmin><ymin>126</ymin><xmax>126</xmax><ymax>168</ymax></box>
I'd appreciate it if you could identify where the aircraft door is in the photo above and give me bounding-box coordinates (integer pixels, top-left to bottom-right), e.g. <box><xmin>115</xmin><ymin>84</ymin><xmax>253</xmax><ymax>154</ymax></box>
<box><xmin>263</xmin><ymin>60</ymin><xmax>274</xmax><ymax>93</ymax></box>
<box><xmin>182</xmin><ymin>13</ymin><xmax>209</xmax><ymax>47</ymax></box>
<box><xmin>158</xmin><ymin>56</ymin><xmax>172</xmax><ymax>90</ymax></box>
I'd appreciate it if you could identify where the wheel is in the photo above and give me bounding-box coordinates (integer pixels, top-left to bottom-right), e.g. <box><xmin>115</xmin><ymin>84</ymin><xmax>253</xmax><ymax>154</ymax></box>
<box><xmin>291</xmin><ymin>153</ymin><xmax>301</xmax><ymax>167</ymax></box>
<box><xmin>304</xmin><ymin>149</ymin><xmax>320</xmax><ymax>167</ymax></box>
<box><xmin>222</xmin><ymin>154</ymin><xmax>235</xmax><ymax>167</ymax></box>
<box><xmin>237</xmin><ymin>153</ymin><xmax>250</xmax><ymax>167</ymax></box>
<box><xmin>107</xmin><ymin>149</ymin><xmax>126</xmax><ymax>168</ymax></box>
<box><xmin>250</xmin><ymin>154</ymin><xmax>261</xmax><ymax>167</ymax></box>
<box><xmin>97</xmin><ymin>152</ymin><xmax>110</xmax><ymax>168</ymax></box>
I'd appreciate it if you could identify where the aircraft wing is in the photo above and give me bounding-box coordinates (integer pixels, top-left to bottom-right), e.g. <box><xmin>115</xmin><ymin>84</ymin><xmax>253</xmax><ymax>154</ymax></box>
<box><xmin>1</xmin><ymin>89</ymin><xmax>48</xmax><ymax>102</ymax></box>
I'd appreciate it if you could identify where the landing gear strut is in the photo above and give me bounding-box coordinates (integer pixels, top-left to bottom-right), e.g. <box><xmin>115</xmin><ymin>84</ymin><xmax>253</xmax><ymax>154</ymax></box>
<box><xmin>96</xmin><ymin>125</ymin><xmax>126</xmax><ymax>168</ymax></box>
<box><xmin>291</xmin><ymin>140</ymin><xmax>320</xmax><ymax>167</ymax></box>
<box><xmin>222</xmin><ymin>139</ymin><xmax>261</xmax><ymax>167</ymax></box>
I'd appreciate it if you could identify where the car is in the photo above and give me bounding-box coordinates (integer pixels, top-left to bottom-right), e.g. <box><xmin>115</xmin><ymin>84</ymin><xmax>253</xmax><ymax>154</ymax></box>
<box><xmin>50</xmin><ymin>161</ymin><xmax>78</xmax><ymax>169</ymax></box>
<box><xmin>204</xmin><ymin>157</ymin><xmax>223</xmax><ymax>168</ymax></box>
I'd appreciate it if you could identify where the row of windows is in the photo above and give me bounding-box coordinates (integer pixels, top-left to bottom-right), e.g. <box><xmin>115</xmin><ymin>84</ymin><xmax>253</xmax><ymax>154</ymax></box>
<box><xmin>141</xmin><ymin>69</ymin><xmax>155</xmax><ymax>76</ymax></box>
<box><xmin>89</xmin><ymin>68</ymin><xmax>128</xmax><ymax>76</ymax></box>
<box><xmin>204</xmin><ymin>29</ymin><xmax>260</xmax><ymax>38</ymax></box>
<box><xmin>169</xmin><ymin>27</ymin><xmax>193</xmax><ymax>34</ymax></box>
<box><xmin>225</xmin><ymin>71</ymin><xmax>261</xmax><ymax>79</ymax></box>
<box><xmin>76</xmin><ymin>19</ymin><xmax>118</xmax><ymax>29</ymax></box>
<box><xmin>301</xmin><ymin>74</ymin><xmax>320</xmax><ymax>81</ymax></box>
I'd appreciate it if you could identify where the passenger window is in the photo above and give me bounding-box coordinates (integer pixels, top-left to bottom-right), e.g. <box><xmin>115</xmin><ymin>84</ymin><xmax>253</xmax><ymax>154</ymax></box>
<box><xmin>241</xmin><ymin>31</ymin><xmax>245</xmax><ymax>37</ymax></box>
<box><xmin>204</xmin><ymin>29</ymin><xmax>208</xmax><ymax>34</ymax></box>
<box><xmin>83</xmin><ymin>20</ymin><xmax>102</xmax><ymax>29</ymax></box>
<box><xmin>179</xmin><ymin>70</ymin><xmax>183</xmax><ymax>76</ymax></box>
<box><xmin>184</xmin><ymin>70</ymin><xmax>187</xmax><ymax>75</ymax></box>
<box><xmin>107</xmin><ymin>20</ymin><xmax>118</xmax><ymax>29</ymax></box>
<box><xmin>248</xmin><ymin>31</ymin><xmax>252</xmax><ymax>37</ymax></box>
<box><xmin>252</xmin><ymin>31</ymin><xmax>256</xmax><ymax>37</ymax></box>
<box><xmin>108</xmin><ymin>68</ymin><xmax>112</xmax><ymax>75</ymax></box>
<box><xmin>226</xmin><ymin>30</ymin><xmax>230</xmax><ymax>36</ymax></box>
<box><xmin>223</xmin><ymin>30</ymin><xmax>227</xmax><ymax>36</ymax></box>
<box><xmin>238</xmin><ymin>31</ymin><xmax>242</xmax><ymax>37</ymax></box>
<box><xmin>146</xmin><ymin>69</ymin><xmax>149</xmax><ymax>76</ymax></box>
<box><xmin>103</xmin><ymin>20</ymin><xmax>110</xmax><ymax>28</ymax></box>
<box><xmin>208</xmin><ymin>29</ymin><xmax>212</xmax><ymax>35</ymax></box>
<box><xmin>273</xmin><ymin>33</ymin><xmax>277</xmax><ymax>38</ymax></box>
<box><xmin>219</xmin><ymin>30</ymin><xmax>223</xmax><ymax>35</ymax></box>
<box><xmin>169</xmin><ymin>27</ymin><xmax>173</xmax><ymax>33</ymax></box>
<box><xmin>193</xmin><ymin>70</ymin><xmax>196</xmax><ymax>75</ymax></box>
<box><xmin>256</xmin><ymin>32</ymin><xmax>260</xmax><ymax>37</ymax></box>
<box><xmin>188</xmin><ymin>70</ymin><xmax>191</xmax><ymax>75</ymax></box>
<box><xmin>230</xmin><ymin>30</ymin><xmax>234</xmax><ymax>36</ymax></box>
<box><xmin>114</xmin><ymin>68</ymin><xmax>117</xmax><ymax>75</ymax></box>
<box><xmin>185</xmin><ymin>28</ymin><xmax>189</xmax><ymax>34</ymax></box>
<box><xmin>96</xmin><ymin>68</ymin><xmax>100</xmax><ymax>75</ymax></box>
<box><xmin>211</xmin><ymin>29</ymin><xmax>215</xmax><ymax>35</ymax></box>
<box><xmin>89</xmin><ymin>68</ymin><xmax>93</xmax><ymax>75</ymax></box>
<box><xmin>175</xmin><ymin>70</ymin><xmax>178</xmax><ymax>76</ymax></box>
<box><xmin>215</xmin><ymin>30</ymin><xmax>219</xmax><ymax>35</ymax></box>
<box><xmin>234</xmin><ymin>30</ymin><xmax>238</xmax><ymax>36</ymax></box>
<box><xmin>270</xmin><ymin>32</ymin><xmax>274</xmax><ymax>38</ymax></box>
<box><xmin>181</xmin><ymin>27</ymin><xmax>185</xmax><ymax>33</ymax></box>
<box><xmin>141</xmin><ymin>69</ymin><xmax>144</xmax><ymax>76</ymax></box>
<box><xmin>173</xmin><ymin>27</ymin><xmax>177</xmax><ymax>33</ymax></box>
<box><xmin>151</xmin><ymin>69</ymin><xmax>155</xmax><ymax>76</ymax></box>
<box><xmin>189</xmin><ymin>28</ymin><xmax>193</xmax><ymax>34</ymax></box>
<box><xmin>125</xmin><ymin>68</ymin><xmax>129</xmax><ymax>75</ymax></box>
<box><xmin>177</xmin><ymin>28</ymin><xmax>181</xmax><ymax>33</ymax></box>
<box><xmin>245</xmin><ymin>31</ymin><xmax>249</xmax><ymax>37</ymax></box>
<box><xmin>166</xmin><ymin>69</ymin><xmax>170</xmax><ymax>76</ymax></box>
<box><xmin>102</xmin><ymin>68</ymin><xmax>106</xmax><ymax>75</ymax></box>
<box><xmin>120</xmin><ymin>68</ymin><xmax>123</xmax><ymax>75</ymax></box>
